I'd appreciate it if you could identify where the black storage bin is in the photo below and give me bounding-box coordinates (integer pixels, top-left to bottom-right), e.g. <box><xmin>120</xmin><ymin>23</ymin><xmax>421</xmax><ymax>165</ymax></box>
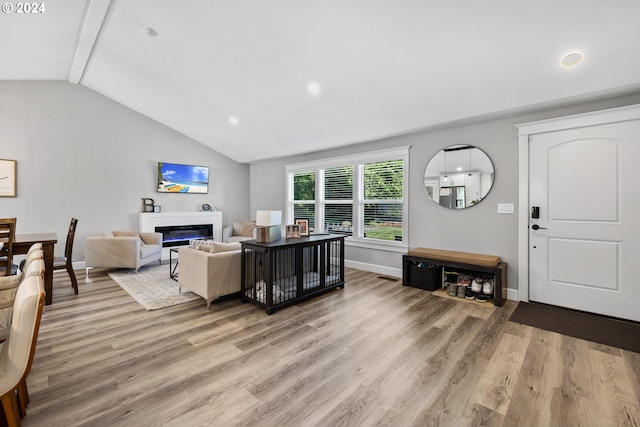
<box><xmin>407</xmin><ymin>262</ymin><xmax>441</xmax><ymax>291</ymax></box>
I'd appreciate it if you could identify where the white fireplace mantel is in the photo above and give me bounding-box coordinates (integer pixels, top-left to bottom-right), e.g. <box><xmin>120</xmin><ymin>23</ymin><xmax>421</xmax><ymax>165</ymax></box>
<box><xmin>139</xmin><ymin>211</ymin><xmax>222</xmax><ymax>258</ymax></box>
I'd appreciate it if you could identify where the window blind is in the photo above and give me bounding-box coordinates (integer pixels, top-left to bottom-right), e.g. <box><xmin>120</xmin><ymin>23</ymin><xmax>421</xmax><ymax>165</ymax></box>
<box><xmin>363</xmin><ymin>160</ymin><xmax>403</xmax><ymax>241</ymax></box>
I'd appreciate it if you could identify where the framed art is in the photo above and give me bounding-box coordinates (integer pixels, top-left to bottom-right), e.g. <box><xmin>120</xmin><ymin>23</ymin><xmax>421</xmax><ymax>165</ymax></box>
<box><xmin>295</xmin><ymin>218</ymin><xmax>309</xmax><ymax>236</ymax></box>
<box><xmin>0</xmin><ymin>159</ymin><xmax>16</xmax><ymax>197</ymax></box>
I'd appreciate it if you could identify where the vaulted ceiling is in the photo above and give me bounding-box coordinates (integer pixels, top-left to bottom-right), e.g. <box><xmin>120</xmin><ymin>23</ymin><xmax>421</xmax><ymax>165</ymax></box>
<box><xmin>3</xmin><ymin>0</ymin><xmax>640</xmax><ymax>163</ymax></box>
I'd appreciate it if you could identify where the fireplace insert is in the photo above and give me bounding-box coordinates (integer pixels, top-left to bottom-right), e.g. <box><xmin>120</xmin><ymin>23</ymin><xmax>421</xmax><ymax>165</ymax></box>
<box><xmin>155</xmin><ymin>224</ymin><xmax>213</xmax><ymax>247</ymax></box>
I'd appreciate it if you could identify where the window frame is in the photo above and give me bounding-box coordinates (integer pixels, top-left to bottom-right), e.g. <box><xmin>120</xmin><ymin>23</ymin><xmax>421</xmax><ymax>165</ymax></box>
<box><xmin>285</xmin><ymin>146</ymin><xmax>410</xmax><ymax>252</ymax></box>
<box><xmin>289</xmin><ymin>170</ymin><xmax>317</xmax><ymax>231</ymax></box>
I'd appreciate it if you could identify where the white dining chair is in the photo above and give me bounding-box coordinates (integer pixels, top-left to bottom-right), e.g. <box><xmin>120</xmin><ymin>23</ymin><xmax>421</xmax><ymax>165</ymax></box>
<box><xmin>0</xmin><ymin>273</ymin><xmax>45</xmax><ymax>425</ymax></box>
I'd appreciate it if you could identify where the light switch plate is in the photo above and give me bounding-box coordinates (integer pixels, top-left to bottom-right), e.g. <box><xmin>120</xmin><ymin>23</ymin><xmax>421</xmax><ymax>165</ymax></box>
<box><xmin>498</xmin><ymin>203</ymin><xmax>514</xmax><ymax>214</ymax></box>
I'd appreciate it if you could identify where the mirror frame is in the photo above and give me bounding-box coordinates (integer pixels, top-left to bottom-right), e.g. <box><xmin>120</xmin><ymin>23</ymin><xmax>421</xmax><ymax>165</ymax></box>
<box><xmin>424</xmin><ymin>145</ymin><xmax>495</xmax><ymax>209</ymax></box>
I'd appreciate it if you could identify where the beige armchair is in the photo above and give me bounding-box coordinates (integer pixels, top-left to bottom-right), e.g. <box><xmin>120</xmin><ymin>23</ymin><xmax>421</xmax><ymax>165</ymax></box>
<box><xmin>222</xmin><ymin>220</ymin><xmax>256</xmax><ymax>243</ymax></box>
<box><xmin>85</xmin><ymin>231</ymin><xmax>162</xmax><ymax>273</ymax></box>
<box><xmin>178</xmin><ymin>242</ymin><xmax>242</xmax><ymax>310</ymax></box>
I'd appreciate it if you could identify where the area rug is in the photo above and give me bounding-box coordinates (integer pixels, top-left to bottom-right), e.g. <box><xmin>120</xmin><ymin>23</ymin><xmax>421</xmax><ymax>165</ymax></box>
<box><xmin>509</xmin><ymin>302</ymin><xmax>640</xmax><ymax>354</ymax></box>
<box><xmin>108</xmin><ymin>265</ymin><xmax>201</xmax><ymax>310</ymax></box>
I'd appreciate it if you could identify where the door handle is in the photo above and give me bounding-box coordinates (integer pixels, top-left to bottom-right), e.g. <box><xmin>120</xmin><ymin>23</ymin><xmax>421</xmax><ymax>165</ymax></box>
<box><xmin>531</xmin><ymin>224</ymin><xmax>547</xmax><ymax>230</ymax></box>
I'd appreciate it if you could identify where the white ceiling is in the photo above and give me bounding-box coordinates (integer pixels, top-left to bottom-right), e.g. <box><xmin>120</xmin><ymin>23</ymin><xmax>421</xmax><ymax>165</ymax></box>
<box><xmin>3</xmin><ymin>0</ymin><xmax>640</xmax><ymax>163</ymax></box>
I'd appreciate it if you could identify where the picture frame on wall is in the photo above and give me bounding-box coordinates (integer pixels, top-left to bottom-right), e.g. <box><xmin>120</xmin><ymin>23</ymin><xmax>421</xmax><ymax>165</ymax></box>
<box><xmin>295</xmin><ymin>218</ymin><xmax>309</xmax><ymax>236</ymax></box>
<box><xmin>0</xmin><ymin>159</ymin><xmax>17</xmax><ymax>197</ymax></box>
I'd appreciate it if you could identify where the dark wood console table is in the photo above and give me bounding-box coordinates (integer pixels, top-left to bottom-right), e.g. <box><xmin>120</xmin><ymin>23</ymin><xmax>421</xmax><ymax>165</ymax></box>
<box><xmin>403</xmin><ymin>247</ymin><xmax>507</xmax><ymax>307</ymax></box>
<box><xmin>241</xmin><ymin>234</ymin><xmax>345</xmax><ymax>314</ymax></box>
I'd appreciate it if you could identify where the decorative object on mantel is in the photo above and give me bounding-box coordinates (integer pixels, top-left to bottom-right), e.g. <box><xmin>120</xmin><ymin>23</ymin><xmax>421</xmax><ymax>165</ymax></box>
<box><xmin>142</xmin><ymin>198</ymin><xmax>154</xmax><ymax>212</ymax></box>
<box><xmin>109</xmin><ymin>264</ymin><xmax>201</xmax><ymax>310</ymax></box>
<box><xmin>200</xmin><ymin>204</ymin><xmax>218</xmax><ymax>212</ymax></box>
<box><xmin>0</xmin><ymin>159</ymin><xmax>17</xmax><ymax>197</ymax></box>
<box><xmin>256</xmin><ymin>210</ymin><xmax>282</xmax><ymax>243</ymax></box>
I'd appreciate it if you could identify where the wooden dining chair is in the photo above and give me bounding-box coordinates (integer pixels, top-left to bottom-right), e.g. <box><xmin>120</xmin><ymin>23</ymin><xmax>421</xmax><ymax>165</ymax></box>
<box><xmin>0</xmin><ymin>218</ymin><xmax>17</xmax><ymax>276</ymax></box>
<box><xmin>53</xmin><ymin>218</ymin><xmax>79</xmax><ymax>294</ymax></box>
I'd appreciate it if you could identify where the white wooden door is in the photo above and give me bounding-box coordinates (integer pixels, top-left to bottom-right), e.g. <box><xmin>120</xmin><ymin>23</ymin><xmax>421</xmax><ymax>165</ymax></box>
<box><xmin>529</xmin><ymin>120</ymin><xmax>640</xmax><ymax>321</ymax></box>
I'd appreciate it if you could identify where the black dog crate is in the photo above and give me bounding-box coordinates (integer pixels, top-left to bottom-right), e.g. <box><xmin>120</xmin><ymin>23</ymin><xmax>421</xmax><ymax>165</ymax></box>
<box><xmin>404</xmin><ymin>260</ymin><xmax>441</xmax><ymax>291</ymax></box>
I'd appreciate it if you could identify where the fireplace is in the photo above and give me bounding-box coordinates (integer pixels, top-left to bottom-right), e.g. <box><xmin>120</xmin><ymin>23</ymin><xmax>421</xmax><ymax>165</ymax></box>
<box><xmin>139</xmin><ymin>211</ymin><xmax>222</xmax><ymax>259</ymax></box>
<box><xmin>155</xmin><ymin>224</ymin><xmax>213</xmax><ymax>247</ymax></box>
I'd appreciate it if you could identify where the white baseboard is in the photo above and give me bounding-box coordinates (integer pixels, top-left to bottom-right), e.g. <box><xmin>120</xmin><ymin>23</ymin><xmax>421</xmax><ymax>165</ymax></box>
<box><xmin>71</xmin><ymin>261</ymin><xmax>87</xmax><ymax>271</ymax></box>
<box><xmin>507</xmin><ymin>288</ymin><xmax>519</xmax><ymax>301</ymax></box>
<box><xmin>345</xmin><ymin>260</ymin><xmax>402</xmax><ymax>278</ymax></box>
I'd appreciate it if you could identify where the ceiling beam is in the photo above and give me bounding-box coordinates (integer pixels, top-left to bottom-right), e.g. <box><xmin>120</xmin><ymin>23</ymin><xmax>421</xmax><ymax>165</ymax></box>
<box><xmin>68</xmin><ymin>0</ymin><xmax>112</xmax><ymax>84</ymax></box>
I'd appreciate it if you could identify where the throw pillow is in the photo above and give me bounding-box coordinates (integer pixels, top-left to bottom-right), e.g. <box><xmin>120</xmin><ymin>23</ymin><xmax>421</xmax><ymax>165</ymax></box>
<box><xmin>112</xmin><ymin>230</ymin><xmax>146</xmax><ymax>245</ymax></box>
<box><xmin>0</xmin><ymin>274</ymin><xmax>21</xmax><ymax>291</ymax></box>
<box><xmin>112</xmin><ymin>230</ymin><xmax>140</xmax><ymax>238</ymax></box>
<box><xmin>198</xmin><ymin>245</ymin><xmax>213</xmax><ymax>252</ymax></box>
<box><xmin>211</xmin><ymin>242</ymin><xmax>241</xmax><ymax>253</ymax></box>
<box><xmin>232</xmin><ymin>222</ymin><xmax>243</xmax><ymax>236</ymax></box>
<box><xmin>0</xmin><ymin>274</ymin><xmax>21</xmax><ymax>313</ymax></box>
<box><xmin>239</xmin><ymin>221</ymin><xmax>256</xmax><ymax>237</ymax></box>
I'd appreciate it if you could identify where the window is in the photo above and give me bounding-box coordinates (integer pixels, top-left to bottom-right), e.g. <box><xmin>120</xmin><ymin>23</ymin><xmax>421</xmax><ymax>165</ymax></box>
<box><xmin>292</xmin><ymin>171</ymin><xmax>316</xmax><ymax>231</ymax></box>
<box><xmin>362</xmin><ymin>159</ymin><xmax>403</xmax><ymax>241</ymax></box>
<box><xmin>324</xmin><ymin>166</ymin><xmax>353</xmax><ymax>236</ymax></box>
<box><xmin>286</xmin><ymin>147</ymin><xmax>409</xmax><ymax>249</ymax></box>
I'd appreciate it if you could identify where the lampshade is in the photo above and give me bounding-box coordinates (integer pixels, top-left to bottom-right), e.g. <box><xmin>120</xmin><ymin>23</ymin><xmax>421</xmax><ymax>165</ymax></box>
<box><xmin>256</xmin><ymin>210</ymin><xmax>282</xmax><ymax>227</ymax></box>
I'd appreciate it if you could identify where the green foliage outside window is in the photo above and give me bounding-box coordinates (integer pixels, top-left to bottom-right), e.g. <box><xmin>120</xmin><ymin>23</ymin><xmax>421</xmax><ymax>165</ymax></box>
<box><xmin>364</xmin><ymin>160</ymin><xmax>403</xmax><ymax>199</ymax></box>
<box><xmin>293</xmin><ymin>172</ymin><xmax>315</xmax><ymax>201</ymax></box>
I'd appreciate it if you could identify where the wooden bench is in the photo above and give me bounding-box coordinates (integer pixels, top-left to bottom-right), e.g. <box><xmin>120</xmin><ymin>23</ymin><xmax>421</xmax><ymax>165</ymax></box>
<box><xmin>403</xmin><ymin>247</ymin><xmax>507</xmax><ymax>306</ymax></box>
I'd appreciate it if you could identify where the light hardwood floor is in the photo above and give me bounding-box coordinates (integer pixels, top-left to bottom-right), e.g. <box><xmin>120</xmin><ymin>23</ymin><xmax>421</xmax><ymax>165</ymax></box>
<box><xmin>22</xmin><ymin>267</ymin><xmax>640</xmax><ymax>427</ymax></box>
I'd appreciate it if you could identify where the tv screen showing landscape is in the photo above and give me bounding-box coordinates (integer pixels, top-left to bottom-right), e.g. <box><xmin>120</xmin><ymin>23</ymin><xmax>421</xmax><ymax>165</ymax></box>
<box><xmin>157</xmin><ymin>162</ymin><xmax>209</xmax><ymax>194</ymax></box>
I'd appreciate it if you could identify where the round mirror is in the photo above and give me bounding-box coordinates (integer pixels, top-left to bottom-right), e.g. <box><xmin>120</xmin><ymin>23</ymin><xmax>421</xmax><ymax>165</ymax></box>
<box><xmin>424</xmin><ymin>145</ymin><xmax>494</xmax><ymax>209</ymax></box>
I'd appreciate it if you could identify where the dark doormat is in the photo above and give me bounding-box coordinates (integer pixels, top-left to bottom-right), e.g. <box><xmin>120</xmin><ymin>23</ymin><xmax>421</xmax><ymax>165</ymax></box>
<box><xmin>509</xmin><ymin>302</ymin><xmax>640</xmax><ymax>354</ymax></box>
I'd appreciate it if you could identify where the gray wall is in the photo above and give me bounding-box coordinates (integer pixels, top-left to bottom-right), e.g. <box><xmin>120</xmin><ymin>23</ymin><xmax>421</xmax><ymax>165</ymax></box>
<box><xmin>1</xmin><ymin>81</ymin><xmax>250</xmax><ymax>262</ymax></box>
<box><xmin>250</xmin><ymin>92</ymin><xmax>640</xmax><ymax>297</ymax></box>
<box><xmin>3</xmin><ymin>80</ymin><xmax>639</xmax><ymax>297</ymax></box>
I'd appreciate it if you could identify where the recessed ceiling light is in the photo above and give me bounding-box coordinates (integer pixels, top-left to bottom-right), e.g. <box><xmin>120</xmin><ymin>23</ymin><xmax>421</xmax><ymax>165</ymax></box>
<box><xmin>145</xmin><ymin>27</ymin><xmax>158</xmax><ymax>37</ymax></box>
<box><xmin>307</xmin><ymin>82</ymin><xmax>321</xmax><ymax>96</ymax></box>
<box><xmin>229</xmin><ymin>116</ymin><xmax>239</xmax><ymax>126</ymax></box>
<box><xmin>560</xmin><ymin>52</ymin><xmax>584</xmax><ymax>67</ymax></box>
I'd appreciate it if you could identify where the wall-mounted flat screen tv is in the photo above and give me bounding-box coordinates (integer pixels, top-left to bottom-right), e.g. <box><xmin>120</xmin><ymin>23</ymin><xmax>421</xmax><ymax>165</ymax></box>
<box><xmin>157</xmin><ymin>162</ymin><xmax>209</xmax><ymax>194</ymax></box>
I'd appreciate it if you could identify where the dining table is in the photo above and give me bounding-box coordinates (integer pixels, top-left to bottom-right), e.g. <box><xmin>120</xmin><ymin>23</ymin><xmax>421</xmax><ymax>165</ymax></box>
<box><xmin>13</xmin><ymin>233</ymin><xmax>58</xmax><ymax>305</ymax></box>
